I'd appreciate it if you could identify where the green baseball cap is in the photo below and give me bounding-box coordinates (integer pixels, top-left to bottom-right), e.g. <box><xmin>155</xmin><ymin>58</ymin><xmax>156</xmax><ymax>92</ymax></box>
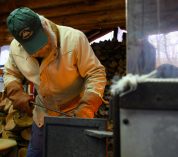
<box><xmin>7</xmin><ymin>7</ymin><xmax>48</xmax><ymax>54</ymax></box>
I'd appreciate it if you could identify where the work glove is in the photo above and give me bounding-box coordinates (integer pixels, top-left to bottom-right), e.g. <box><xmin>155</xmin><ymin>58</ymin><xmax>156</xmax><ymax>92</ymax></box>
<box><xmin>74</xmin><ymin>92</ymin><xmax>102</xmax><ymax>118</ymax></box>
<box><xmin>5</xmin><ymin>81</ymin><xmax>33</xmax><ymax>116</ymax></box>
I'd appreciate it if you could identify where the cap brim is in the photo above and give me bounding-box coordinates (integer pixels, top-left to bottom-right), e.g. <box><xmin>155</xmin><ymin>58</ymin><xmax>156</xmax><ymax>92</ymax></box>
<box><xmin>21</xmin><ymin>27</ymin><xmax>48</xmax><ymax>54</ymax></box>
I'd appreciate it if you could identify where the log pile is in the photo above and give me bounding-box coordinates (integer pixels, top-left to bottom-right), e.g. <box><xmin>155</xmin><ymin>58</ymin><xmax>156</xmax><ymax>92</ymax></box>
<box><xmin>91</xmin><ymin>38</ymin><xmax>126</xmax><ymax>157</ymax></box>
<box><xmin>91</xmin><ymin>38</ymin><xmax>126</xmax><ymax>118</ymax></box>
<box><xmin>0</xmin><ymin>94</ymin><xmax>32</xmax><ymax>157</ymax></box>
<box><xmin>0</xmin><ymin>138</ymin><xmax>17</xmax><ymax>157</ymax></box>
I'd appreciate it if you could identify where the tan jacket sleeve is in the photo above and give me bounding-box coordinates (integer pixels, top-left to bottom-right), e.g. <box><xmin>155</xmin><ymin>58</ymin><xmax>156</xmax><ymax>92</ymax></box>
<box><xmin>74</xmin><ymin>31</ymin><xmax>106</xmax><ymax>97</ymax></box>
<box><xmin>4</xmin><ymin>43</ymin><xmax>24</xmax><ymax>87</ymax></box>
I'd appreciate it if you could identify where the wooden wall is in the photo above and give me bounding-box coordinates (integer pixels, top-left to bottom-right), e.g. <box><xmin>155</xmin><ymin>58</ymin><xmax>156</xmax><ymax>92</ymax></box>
<box><xmin>0</xmin><ymin>0</ymin><xmax>125</xmax><ymax>46</ymax></box>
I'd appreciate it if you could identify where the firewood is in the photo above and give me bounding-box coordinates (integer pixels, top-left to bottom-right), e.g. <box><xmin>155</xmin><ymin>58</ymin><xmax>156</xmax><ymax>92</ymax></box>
<box><xmin>0</xmin><ymin>98</ymin><xmax>12</xmax><ymax>112</ymax></box>
<box><xmin>0</xmin><ymin>99</ymin><xmax>6</xmax><ymax>111</ymax></box>
<box><xmin>0</xmin><ymin>123</ymin><xmax>4</xmax><ymax>135</ymax></box>
<box><xmin>17</xmin><ymin>140</ymin><xmax>29</xmax><ymax>147</ymax></box>
<box><xmin>18</xmin><ymin>147</ymin><xmax>27</xmax><ymax>157</ymax></box>
<box><xmin>0</xmin><ymin>113</ymin><xmax>6</xmax><ymax>124</ymax></box>
<box><xmin>5</xmin><ymin>111</ymin><xmax>32</xmax><ymax>131</ymax></box>
<box><xmin>21</xmin><ymin>127</ymin><xmax>32</xmax><ymax>141</ymax></box>
<box><xmin>13</xmin><ymin>111</ymin><xmax>33</xmax><ymax>128</ymax></box>
<box><xmin>8</xmin><ymin>105</ymin><xmax>15</xmax><ymax>113</ymax></box>
<box><xmin>4</xmin><ymin>98</ymin><xmax>13</xmax><ymax>113</ymax></box>
<box><xmin>6</xmin><ymin>147</ymin><xmax>18</xmax><ymax>157</ymax></box>
<box><xmin>92</xmin><ymin>39</ymin><xmax>126</xmax><ymax>104</ymax></box>
<box><xmin>2</xmin><ymin>130</ymin><xmax>18</xmax><ymax>140</ymax></box>
<box><xmin>0</xmin><ymin>138</ymin><xmax>17</xmax><ymax>152</ymax></box>
<box><xmin>5</xmin><ymin>111</ymin><xmax>17</xmax><ymax>131</ymax></box>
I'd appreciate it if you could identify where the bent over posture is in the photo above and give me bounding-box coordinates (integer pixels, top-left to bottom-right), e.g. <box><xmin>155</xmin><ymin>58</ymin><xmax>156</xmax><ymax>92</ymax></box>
<box><xmin>4</xmin><ymin>7</ymin><xmax>106</xmax><ymax>157</ymax></box>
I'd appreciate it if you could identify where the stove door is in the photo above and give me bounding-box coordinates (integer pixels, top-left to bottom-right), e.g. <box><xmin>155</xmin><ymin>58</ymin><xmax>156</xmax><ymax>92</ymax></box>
<box><xmin>44</xmin><ymin>117</ymin><xmax>107</xmax><ymax>157</ymax></box>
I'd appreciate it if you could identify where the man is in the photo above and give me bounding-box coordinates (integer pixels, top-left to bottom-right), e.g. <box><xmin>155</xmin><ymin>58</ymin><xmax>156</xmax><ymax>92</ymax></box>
<box><xmin>4</xmin><ymin>7</ymin><xmax>106</xmax><ymax>157</ymax></box>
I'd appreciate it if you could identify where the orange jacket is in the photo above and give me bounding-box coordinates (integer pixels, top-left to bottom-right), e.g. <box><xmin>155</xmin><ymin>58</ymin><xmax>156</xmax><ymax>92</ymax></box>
<box><xmin>4</xmin><ymin>17</ymin><xmax>106</xmax><ymax>127</ymax></box>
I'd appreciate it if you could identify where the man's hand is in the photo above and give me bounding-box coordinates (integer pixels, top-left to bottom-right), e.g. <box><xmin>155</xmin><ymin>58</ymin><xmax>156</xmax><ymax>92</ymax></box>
<box><xmin>74</xmin><ymin>92</ymin><xmax>102</xmax><ymax>118</ymax></box>
<box><xmin>74</xmin><ymin>105</ymin><xmax>94</xmax><ymax>118</ymax></box>
<box><xmin>13</xmin><ymin>92</ymin><xmax>33</xmax><ymax>116</ymax></box>
<box><xmin>5</xmin><ymin>81</ymin><xmax>33</xmax><ymax>116</ymax></box>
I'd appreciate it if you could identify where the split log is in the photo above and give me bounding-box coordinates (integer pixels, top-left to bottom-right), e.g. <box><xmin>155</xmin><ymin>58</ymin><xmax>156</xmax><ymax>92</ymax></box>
<box><xmin>4</xmin><ymin>98</ymin><xmax>13</xmax><ymax>113</ymax></box>
<box><xmin>6</xmin><ymin>147</ymin><xmax>18</xmax><ymax>157</ymax></box>
<box><xmin>0</xmin><ymin>113</ymin><xmax>6</xmax><ymax>124</ymax></box>
<box><xmin>13</xmin><ymin>111</ymin><xmax>33</xmax><ymax>128</ymax></box>
<box><xmin>8</xmin><ymin>105</ymin><xmax>15</xmax><ymax>113</ymax></box>
<box><xmin>0</xmin><ymin>124</ymin><xmax>4</xmax><ymax>135</ymax></box>
<box><xmin>0</xmin><ymin>138</ymin><xmax>17</xmax><ymax>157</ymax></box>
<box><xmin>17</xmin><ymin>140</ymin><xmax>29</xmax><ymax>147</ymax></box>
<box><xmin>0</xmin><ymin>99</ymin><xmax>6</xmax><ymax>111</ymax></box>
<box><xmin>92</xmin><ymin>39</ymin><xmax>126</xmax><ymax>118</ymax></box>
<box><xmin>0</xmin><ymin>98</ymin><xmax>12</xmax><ymax>112</ymax></box>
<box><xmin>2</xmin><ymin>130</ymin><xmax>18</xmax><ymax>140</ymax></box>
<box><xmin>0</xmin><ymin>138</ymin><xmax>17</xmax><ymax>152</ymax></box>
<box><xmin>18</xmin><ymin>147</ymin><xmax>27</xmax><ymax>157</ymax></box>
<box><xmin>91</xmin><ymin>39</ymin><xmax>126</xmax><ymax>157</ymax></box>
<box><xmin>21</xmin><ymin>127</ymin><xmax>32</xmax><ymax>141</ymax></box>
<box><xmin>5</xmin><ymin>111</ymin><xmax>33</xmax><ymax>131</ymax></box>
<box><xmin>5</xmin><ymin>111</ymin><xmax>17</xmax><ymax>131</ymax></box>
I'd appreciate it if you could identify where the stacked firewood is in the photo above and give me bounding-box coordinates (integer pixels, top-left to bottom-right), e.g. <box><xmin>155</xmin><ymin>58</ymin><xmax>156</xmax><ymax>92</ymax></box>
<box><xmin>91</xmin><ymin>38</ymin><xmax>126</xmax><ymax>157</ymax></box>
<box><xmin>91</xmin><ymin>38</ymin><xmax>126</xmax><ymax>119</ymax></box>
<box><xmin>0</xmin><ymin>94</ymin><xmax>32</xmax><ymax>157</ymax></box>
<box><xmin>92</xmin><ymin>38</ymin><xmax>126</xmax><ymax>157</ymax></box>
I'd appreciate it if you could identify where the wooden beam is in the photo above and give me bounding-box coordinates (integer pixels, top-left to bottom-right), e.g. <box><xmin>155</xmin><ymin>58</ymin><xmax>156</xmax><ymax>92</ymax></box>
<box><xmin>16</xmin><ymin>0</ymin><xmax>125</xmax><ymax>10</ymax></box>
<box><xmin>0</xmin><ymin>0</ymin><xmax>124</xmax><ymax>19</ymax></box>
<box><xmin>0</xmin><ymin>8</ymin><xmax>125</xmax><ymax>33</ymax></box>
<box><xmin>35</xmin><ymin>0</ymin><xmax>124</xmax><ymax>18</ymax></box>
<box><xmin>0</xmin><ymin>0</ymin><xmax>85</xmax><ymax>14</ymax></box>
<box><xmin>16</xmin><ymin>0</ymin><xmax>91</xmax><ymax>9</ymax></box>
<box><xmin>0</xmin><ymin>0</ymin><xmax>125</xmax><ymax>16</ymax></box>
<box><xmin>50</xmin><ymin>9</ymin><xmax>125</xmax><ymax>28</ymax></box>
<box><xmin>0</xmin><ymin>0</ymin><xmax>126</xmax><ymax>46</ymax></box>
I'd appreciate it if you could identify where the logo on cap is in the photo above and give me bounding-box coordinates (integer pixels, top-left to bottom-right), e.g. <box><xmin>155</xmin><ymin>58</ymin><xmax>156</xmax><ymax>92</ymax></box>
<box><xmin>19</xmin><ymin>27</ymin><xmax>33</xmax><ymax>40</ymax></box>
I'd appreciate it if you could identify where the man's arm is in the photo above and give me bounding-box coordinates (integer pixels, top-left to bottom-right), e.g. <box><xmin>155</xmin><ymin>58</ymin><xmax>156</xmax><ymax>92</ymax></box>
<box><xmin>4</xmin><ymin>46</ymin><xmax>32</xmax><ymax>116</ymax></box>
<box><xmin>74</xmin><ymin>31</ymin><xmax>107</xmax><ymax>118</ymax></box>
